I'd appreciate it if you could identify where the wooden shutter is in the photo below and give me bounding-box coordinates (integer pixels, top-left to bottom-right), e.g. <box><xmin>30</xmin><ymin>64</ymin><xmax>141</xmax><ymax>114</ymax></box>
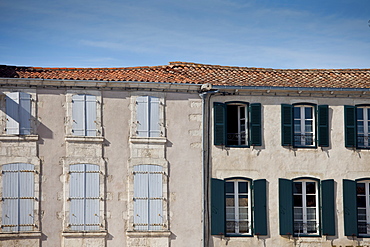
<box><xmin>134</xmin><ymin>165</ymin><xmax>149</xmax><ymax>230</ymax></box>
<box><xmin>281</xmin><ymin>104</ymin><xmax>293</xmax><ymax>146</ymax></box>
<box><xmin>85</xmin><ymin>95</ymin><xmax>97</xmax><ymax>137</ymax></box>
<box><xmin>253</xmin><ymin>179</ymin><xmax>267</xmax><ymax>235</ymax></box>
<box><xmin>84</xmin><ymin>164</ymin><xmax>100</xmax><ymax>231</ymax></box>
<box><xmin>70</xmin><ymin>164</ymin><xmax>85</xmax><ymax>231</ymax></box>
<box><xmin>279</xmin><ymin>178</ymin><xmax>293</xmax><ymax>235</ymax></box>
<box><xmin>6</xmin><ymin>92</ymin><xmax>20</xmax><ymax>135</ymax></box>
<box><xmin>136</xmin><ymin>96</ymin><xmax>149</xmax><ymax>137</ymax></box>
<box><xmin>211</xmin><ymin>178</ymin><xmax>225</xmax><ymax>235</ymax></box>
<box><xmin>321</xmin><ymin>179</ymin><xmax>335</xmax><ymax>235</ymax></box>
<box><xmin>344</xmin><ymin>105</ymin><xmax>356</xmax><ymax>148</ymax></box>
<box><xmin>343</xmin><ymin>179</ymin><xmax>358</xmax><ymax>236</ymax></box>
<box><xmin>149</xmin><ymin>97</ymin><xmax>161</xmax><ymax>137</ymax></box>
<box><xmin>318</xmin><ymin>105</ymin><xmax>329</xmax><ymax>147</ymax></box>
<box><xmin>250</xmin><ymin>103</ymin><xmax>262</xmax><ymax>146</ymax></box>
<box><xmin>214</xmin><ymin>102</ymin><xmax>226</xmax><ymax>145</ymax></box>
<box><xmin>72</xmin><ymin>95</ymin><xmax>86</xmax><ymax>136</ymax></box>
<box><xmin>148</xmin><ymin>165</ymin><xmax>163</xmax><ymax>230</ymax></box>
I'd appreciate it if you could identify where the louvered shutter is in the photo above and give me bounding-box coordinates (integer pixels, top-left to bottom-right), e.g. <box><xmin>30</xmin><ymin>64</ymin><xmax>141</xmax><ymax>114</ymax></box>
<box><xmin>72</xmin><ymin>95</ymin><xmax>86</xmax><ymax>136</ymax></box>
<box><xmin>149</xmin><ymin>97</ymin><xmax>161</xmax><ymax>137</ymax></box>
<box><xmin>148</xmin><ymin>165</ymin><xmax>163</xmax><ymax>230</ymax></box>
<box><xmin>344</xmin><ymin>105</ymin><xmax>356</xmax><ymax>148</ymax></box>
<box><xmin>19</xmin><ymin>92</ymin><xmax>31</xmax><ymax>135</ymax></box>
<box><xmin>211</xmin><ymin>178</ymin><xmax>225</xmax><ymax>235</ymax></box>
<box><xmin>321</xmin><ymin>179</ymin><xmax>335</xmax><ymax>235</ymax></box>
<box><xmin>70</xmin><ymin>164</ymin><xmax>85</xmax><ymax>231</ymax></box>
<box><xmin>318</xmin><ymin>105</ymin><xmax>329</xmax><ymax>147</ymax></box>
<box><xmin>253</xmin><ymin>179</ymin><xmax>267</xmax><ymax>235</ymax></box>
<box><xmin>134</xmin><ymin>165</ymin><xmax>149</xmax><ymax>230</ymax></box>
<box><xmin>250</xmin><ymin>103</ymin><xmax>262</xmax><ymax>146</ymax></box>
<box><xmin>279</xmin><ymin>178</ymin><xmax>293</xmax><ymax>235</ymax></box>
<box><xmin>84</xmin><ymin>164</ymin><xmax>100</xmax><ymax>231</ymax></box>
<box><xmin>214</xmin><ymin>102</ymin><xmax>226</xmax><ymax>145</ymax></box>
<box><xmin>6</xmin><ymin>92</ymin><xmax>20</xmax><ymax>135</ymax></box>
<box><xmin>281</xmin><ymin>104</ymin><xmax>293</xmax><ymax>146</ymax></box>
<box><xmin>343</xmin><ymin>179</ymin><xmax>358</xmax><ymax>236</ymax></box>
<box><xmin>136</xmin><ymin>96</ymin><xmax>149</xmax><ymax>137</ymax></box>
<box><xmin>85</xmin><ymin>95</ymin><xmax>97</xmax><ymax>136</ymax></box>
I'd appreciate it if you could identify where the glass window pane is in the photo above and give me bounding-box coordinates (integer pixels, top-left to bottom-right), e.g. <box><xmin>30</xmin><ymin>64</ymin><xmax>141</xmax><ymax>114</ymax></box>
<box><xmin>305</xmin><ymin>120</ymin><xmax>313</xmax><ymax>132</ymax></box>
<box><xmin>307</xmin><ymin>208</ymin><xmax>316</xmax><ymax>220</ymax></box>
<box><xmin>358</xmin><ymin>222</ymin><xmax>367</xmax><ymax>234</ymax></box>
<box><xmin>357</xmin><ymin>108</ymin><xmax>364</xmax><ymax>120</ymax></box>
<box><xmin>225</xmin><ymin>182</ymin><xmax>234</xmax><ymax>193</ymax></box>
<box><xmin>357</xmin><ymin>195</ymin><xmax>366</xmax><ymax>207</ymax></box>
<box><xmin>293</xmin><ymin>182</ymin><xmax>302</xmax><ymax>193</ymax></box>
<box><xmin>239</xmin><ymin>195</ymin><xmax>248</xmax><ymax>206</ymax></box>
<box><xmin>294</xmin><ymin>221</ymin><xmax>304</xmax><ymax>233</ymax></box>
<box><xmin>226</xmin><ymin>195</ymin><xmax>235</xmax><ymax>206</ymax></box>
<box><xmin>294</xmin><ymin>195</ymin><xmax>303</xmax><ymax>207</ymax></box>
<box><xmin>239</xmin><ymin>208</ymin><xmax>249</xmax><ymax>220</ymax></box>
<box><xmin>306</xmin><ymin>182</ymin><xmax>316</xmax><ymax>194</ymax></box>
<box><xmin>307</xmin><ymin>222</ymin><xmax>317</xmax><ymax>233</ymax></box>
<box><xmin>294</xmin><ymin>107</ymin><xmax>301</xmax><ymax>119</ymax></box>
<box><xmin>306</xmin><ymin>195</ymin><xmax>316</xmax><ymax>207</ymax></box>
<box><xmin>294</xmin><ymin>208</ymin><xmax>303</xmax><ymax>220</ymax></box>
<box><xmin>357</xmin><ymin>183</ymin><xmax>365</xmax><ymax>195</ymax></box>
<box><xmin>305</xmin><ymin>107</ymin><xmax>313</xmax><ymax>119</ymax></box>
<box><xmin>226</xmin><ymin>221</ymin><xmax>235</xmax><ymax>233</ymax></box>
<box><xmin>294</xmin><ymin>120</ymin><xmax>301</xmax><ymax>133</ymax></box>
<box><xmin>358</xmin><ymin>122</ymin><xmax>364</xmax><ymax>134</ymax></box>
<box><xmin>238</xmin><ymin>182</ymin><xmax>248</xmax><ymax>194</ymax></box>
<box><xmin>239</xmin><ymin>221</ymin><xmax>249</xmax><ymax>233</ymax></box>
<box><xmin>226</xmin><ymin>208</ymin><xmax>235</xmax><ymax>220</ymax></box>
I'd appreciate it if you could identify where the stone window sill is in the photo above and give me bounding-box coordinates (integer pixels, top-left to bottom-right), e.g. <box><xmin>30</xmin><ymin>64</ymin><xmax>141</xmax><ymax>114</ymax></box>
<box><xmin>62</xmin><ymin>231</ymin><xmax>108</xmax><ymax>238</ymax></box>
<box><xmin>0</xmin><ymin>135</ymin><xmax>39</xmax><ymax>142</ymax></box>
<box><xmin>0</xmin><ymin>231</ymin><xmax>42</xmax><ymax>238</ymax></box>
<box><xmin>65</xmin><ymin>136</ymin><xmax>104</xmax><ymax>143</ymax></box>
<box><xmin>130</xmin><ymin>137</ymin><xmax>167</xmax><ymax>144</ymax></box>
<box><xmin>126</xmin><ymin>231</ymin><xmax>171</xmax><ymax>238</ymax></box>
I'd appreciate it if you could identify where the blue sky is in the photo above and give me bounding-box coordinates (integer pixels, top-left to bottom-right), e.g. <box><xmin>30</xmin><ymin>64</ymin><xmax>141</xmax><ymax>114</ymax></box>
<box><xmin>0</xmin><ymin>0</ymin><xmax>369</xmax><ymax>69</ymax></box>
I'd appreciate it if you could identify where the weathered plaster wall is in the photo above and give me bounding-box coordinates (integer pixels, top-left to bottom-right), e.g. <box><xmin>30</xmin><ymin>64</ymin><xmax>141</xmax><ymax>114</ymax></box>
<box><xmin>210</xmin><ymin>94</ymin><xmax>370</xmax><ymax>247</ymax></box>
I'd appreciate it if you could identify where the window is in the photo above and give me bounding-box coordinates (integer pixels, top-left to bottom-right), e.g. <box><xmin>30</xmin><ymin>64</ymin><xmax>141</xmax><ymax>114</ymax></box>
<box><xmin>72</xmin><ymin>94</ymin><xmax>97</xmax><ymax>136</ymax></box>
<box><xmin>211</xmin><ymin>178</ymin><xmax>267</xmax><ymax>236</ymax></box>
<box><xmin>214</xmin><ymin>102</ymin><xmax>262</xmax><ymax>147</ymax></box>
<box><xmin>343</xmin><ymin>179</ymin><xmax>370</xmax><ymax>237</ymax></box>
<box><xmin>279</xmin><ymin>178</ymin><xmax>335</xmax><ymax>236</ymax></box>
<box><xmin>281</xmin><ymin>104</ymin><xmax>329</xmax><ymax>147</ymax></box>
<box><xmin>69</xmin><ymin>164</ymin><xmax>100</xmax><ymax>231</ymax></box>
<box><xmin>136</xmin><ymin>96</ymin><xmax>161</xmax><ymax>138</ymax></box>
<box><xmin>344</xmin><ymin>105</ymin><xmax>370</xmax><ymax>148</ymax></box>
<box><xmin>133</xmin><ymin>165</ymin><xmax>164</xmax><ymax>231</ymax></box>
<box><xmin>1</xmin><ymin>163</ymin><xmax>35</xmax><ymax>232</ymax></box>
<box><xmin>5</xmin><ymin>92</ymin><xmax>31</xmax><ymax>135</ymax></box>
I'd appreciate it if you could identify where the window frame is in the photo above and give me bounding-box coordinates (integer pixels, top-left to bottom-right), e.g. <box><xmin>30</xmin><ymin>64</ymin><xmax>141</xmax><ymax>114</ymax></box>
<box><xmin>293</xmin><ymin>105</ymin><xmax>316</xmax><ymax>148</ymax></box>
<box><xmin>356</xmin><ymin>179</ymin><xmax>370</xmax><ymax>236</ymax></box>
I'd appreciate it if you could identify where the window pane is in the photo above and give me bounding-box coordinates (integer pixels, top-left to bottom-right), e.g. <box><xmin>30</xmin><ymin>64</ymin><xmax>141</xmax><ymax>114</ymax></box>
<box><xmin>306</xmin><ymin>182</ymin><xmax>316</xmax><ymax>194</ymax></box>
<box><xmin>294</xmin><ymin>208</ymin><xmax>303</xmax><ymax>220</ymax></box>
<box><xmin>307</xmin><ymin>222</ymin><xmax>317</xmax><ymax>233</ymax></box>
<box><xmin>294</xmin><ymin>107</ymin><xmax>301</xmax><ymax>118</ymax></box>
<box><xmin>358</xmin><ymin>222</ymin><xmax>367</xmax><ymax>234</ymax></box>
<box><xmin>239</xmin><ymin>195</ymin><xmax>248</xmax><ymax>206</ymax></box>
<box><xmin>225</xmin><ymin>182</ymin><xmax>234</xmax><ymax>193</ymax></box>
<box><xmin>357</xmin><ymin>183</ymin><xmax>365</xmax><ymax>195</ymax></box>
<box><xmin>226</xmin><ymin>221</ymin><xmax>235</xmax><ymax>233</ymax></box>
<box><xmin>226</xmin><ymin>208</ymin><xmax>235</xmax><ymax>220</ymax></box>
<box><xmin>357</xmin><ymin>108</ymin><xmax>364</xmax><ymax>120</ymax></box>
<box><xmin>305</xmin><ymin>107</ymin><xmax>313</xmax><ymax>119</ymax></box>
<box><xmin>358</xmin><ymin>122</ymin><xmax>364</xmax><ymax>134</ymax></box>
<box><xmin>294</xmin><ymin>221</ymin><xmax>304</xmax><ymax>233</ymax></box>
<box><xmin>357</xmin><ymin>208</ymin><xmax>366</xmax><ymax>220</ymax></box>
<box><xmin>294</xmin><ymin>120</ymin><xmax>301</xmax><ymax>133</ymax></box>
<box><xmin>307</xmin><ymin>208</ymin><xmax>316</xmax><ymax>220</ymax></box>
<box><xmin>306</xmin><ymin>195</ymin><xmax>316</xmax><ymax>207</ymax></box>
<box><xmin>239</xmin><ymin>208</ymin><xmax>249</xmax><ymax>220</ymax></box>
<box><xmin>305</xmin><ymin>120</ymin><xmax>313</xmax><ymax>132</ymax></box>
<box><xmin>294</xmin><ymin>195</ymin><xmax>303</xmax><ymax>207</ymax></box>
<box><xmin>226</xmin><ymin>195</ymin><xmax>235</xmax><ymax>206</ymax></box>
<box><xmin>357</xmin><ymin>195</ymin><xmax>366</xmax><ymax>207</ymax></box>
<box><xmin>238</xmin><ymin>182</ymin><xmax>248</xmax><ymax>193</ymax></box>
<box><xmin>293</xmin><ymin>182</ymin><xmax>302</xmax><ymax>193</ymax></box>
<box><xmin>239</xmin><ymin>221</ymin><xmax>249</xmax><ymax>233</ymax></box>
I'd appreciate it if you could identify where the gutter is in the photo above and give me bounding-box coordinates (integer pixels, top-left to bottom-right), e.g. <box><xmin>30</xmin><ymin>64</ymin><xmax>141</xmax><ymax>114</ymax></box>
<box><xmin>213</xmin><ymin>85</ymin><xmax>370</xmax><ymax>92</ymax></box>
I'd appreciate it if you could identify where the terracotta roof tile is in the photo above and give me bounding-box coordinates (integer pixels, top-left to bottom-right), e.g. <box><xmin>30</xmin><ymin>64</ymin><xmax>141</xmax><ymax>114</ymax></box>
<box><xmin>1</xmin><ymin>62</ymin><xmax>370</xmax><ymax>88</ymax></box>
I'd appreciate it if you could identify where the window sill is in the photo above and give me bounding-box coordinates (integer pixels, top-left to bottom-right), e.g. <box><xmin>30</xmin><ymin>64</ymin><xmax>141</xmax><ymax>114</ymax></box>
<box><xmin>130</xmin><ymin>137</ymin><xmax>167</xmax><ymax>144</ymax></box>
<box><xmin>0</xmin><ymin>135</ymin><xmax>38</xmax><ymax>142</ymax></box>
<box><xmin>62</xmin><ymin>231</ymin><xmax>107</xmax><ymax>238</ymax></box>
<box><xmin>0</xmin><ymin>231</ymin><xmax>42</xmax><ymax>238</ymax></box>
<box><xmin>65</xmin><ymin>136</ymin><xmax>104</xmax><ymax>143</ymax></box>
<box><xmin>126</xmin><ymin>231</ymin><xmax>171</xmax><ymax>238</ymax></box>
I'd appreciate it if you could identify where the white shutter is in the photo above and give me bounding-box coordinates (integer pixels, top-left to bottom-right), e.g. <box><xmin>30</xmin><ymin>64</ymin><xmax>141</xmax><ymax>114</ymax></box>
<box><xmin>18</xmin><ymin>163</ymin><xmax>34</xmax><ymax>231</ymax></box>
<box><xmin>70</xmin><ymin>164</ymin><xmax>85</xmax><ymax>231</ymax></box>
<box><xmin>148</xmin><ymin>165</ymin><xmax>163</xmax><ymax>230</ymax></box>
<box><xmin>149</xmin><ymin>97</ymin><xmax>160</xmax><ymax>137</ymax></box>
<box><xmin>6</xmin><ymin>92</ymin><xmax>20</xmax><ymax>135</ymax></box>
<box><xmin>84</xmin><ymin>164</ymin><xmax>100</xmax><ymax>231</ymax></box>
<box><xmin>136</xmin><ymin>96</ymin><xmax>149</xmax><ymax>137</ymax></box>
<box><xmin>72</xmin><ymin>95</ymin><xmax>85</xmax><ymax>136</ymax></box>
<box><xmin>19</xmin><ymin>92</ymin><xmax>31</xmax><ymax>135</ymax></box>
<box><xmin>85</xmin><ymin>95</ymin><xmax>97</xmax><ymax>137</ymax></box>
<box><xmin>134</xmin><ymin>165</ymin><xmax>149</xmax><ymax>230</ymax></box>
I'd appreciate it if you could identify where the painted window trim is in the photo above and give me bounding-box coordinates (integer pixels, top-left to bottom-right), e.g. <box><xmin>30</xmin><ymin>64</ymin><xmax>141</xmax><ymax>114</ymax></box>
<box><xmin>293</xmin><ymin>104</ymin><xmax>316</xmax><ymax>148</ymax></box>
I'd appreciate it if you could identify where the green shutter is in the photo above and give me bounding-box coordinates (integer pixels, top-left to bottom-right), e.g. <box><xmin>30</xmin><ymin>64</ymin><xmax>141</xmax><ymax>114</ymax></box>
<box><xmin>279</xmin><ymin>178</ymin><xmax>293</xmax><ymax>235</ymax></box>
<box><xmin>214</xmin><ymin>102</ymin><xmax>226</xmax><ymax>146</ymax></box>
<box><xmin>344</xmin><ymin>105</ymin><xmax>356</xmax><ymax>148</ymax></box>
<box><xmin>281</xmin><ymin>104</ymin><xmax>293</xmax><ymax>146</ymax></box>
<box><xmin>343</xmin><ymin>179</ymin><xmax>357</xmax><ymax>236</ymax></box>
<box><xmin>318</xmin><ymin>105</ymin><xmax>329</xmax><ymax>147</ymax></box>
<box><xmin>250</xmin><ymin>103</ymin><xmax>262</xmax><ymax>146</ymax></box>
<box><xmin>211</xmin><ymin>178</ymin><xmax>225</xmax><ymax>235</ymax></box>
<box><xmin>321</xmin><ymin>179</ymin><xmax>335</xmax><ymax>235</ymax></box>
<box><xmin>253</xmin><ymin>179</ymin><xmax>267</xmax><ymax>235</ymax></box>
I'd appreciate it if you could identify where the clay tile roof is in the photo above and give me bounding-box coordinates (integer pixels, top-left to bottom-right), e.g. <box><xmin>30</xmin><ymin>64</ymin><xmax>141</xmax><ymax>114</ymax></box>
<box><xmin>1</xmin><ymin>62</ymin><xmax>370</xmax><ymax>89</ymax></box>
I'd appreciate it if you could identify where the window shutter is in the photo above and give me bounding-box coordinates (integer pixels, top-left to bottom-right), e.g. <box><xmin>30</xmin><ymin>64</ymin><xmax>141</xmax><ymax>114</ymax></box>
<box><xmin>344</xmin><ymin>105</ymin><xmax>356</xmax><ymax>148</ymax></box>
<box><xmin>72</xmin><ymin>95</ymin><xmax>86</xmax><ymax>136</ymax></box>
<box><xmin>149</xmin><ymin>97</ymin><xmax>161</xmax><ymax>137</ymax></box>
<box><xmin>6</xmin><ymin>92</ymin><xmax>20</xmax><ymax>135</ymax></box>
<box><xmin>281</xmin><ymin>104</ymin><xmax>293</xmax><ymax>146</ymax></box>
<box><xmin>253</xmin><ymin>179</ymin><xmax>267</xmax><ymax>235</ymax></box>
<box><xmin>134</xmin><ymin>165</ymin><xmax>149</xmax><ymax>230</ymax></box>
<box><xmin>18</xmin><ymin>163</ymin><xmax>34</xmax><ymax>232</ymax></box>
<box><xmin>321</xmin><ymin>179</ymin><xmax>335</xmax><ymax>235</ymax></box>
<box><xmin>148</xmin><ymin>165</ymin><xmax>163</xmax><ymax>230</ymax></box>
<box><xmin>19</xmin><ymin>92</ymin><xmax>31</xmax><ymax>135</ymax></box>
<box><xmin>136</xmin><ymin>96</ymin><xmax>149</xmax><ymax>137</ymax></box>
<box><xmin>211</xmin><ymin>178</ymin><xmax>225</xmax><ymax>235</ymax></box>
<box><xmin>343</xmin><ymin>179</ymin><xmax>358</xmax><ymax>236</ymax></box>
<box><xmin>250</xmin><ymin>103</ymin><xmax>262</xmax><ymax>146</ymax></box>
<box><xmin>84</xmin><ymin>164</ymin><xmax>100</xmax><ymax>231</ymax></box>
<box><xmin>279</xmin><ymin>178</ymin><xmax>293</xmax><ymax>235</ymax></box>
<box><xmin>318</xmin><ymin>105</ymin><xmax>329</xmax><ymax>147</ymax></box>
<box><xmin>85</xmin><ymin>95</ymin><xmax>97</xmax><ymax>137</ymax></box>
<box><xmin>214</xmin><ymin>102</ymin><xmax>226</xmax><ymax>145</ymax></box>
<box><xmin>2</xmin><ymin>163</ymin><xmax>20</xmax><ymax>232</ymax></box>
<box><xmin>70</xmin><ymin>164</ymin><xmax>85</xmax><ymax>231</ymax></box>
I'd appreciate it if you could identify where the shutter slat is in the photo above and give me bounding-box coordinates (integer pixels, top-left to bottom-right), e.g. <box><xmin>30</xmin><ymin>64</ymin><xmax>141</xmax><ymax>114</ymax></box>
<box><xmin>281</xmin><ymin>104</ymin><xmax>293</xmax><ymax>146</ymax></box>
<box><xmin>318</xmin><ymin>105</ymin><xmax>329</xmax><ymax>147</ymax></box>
<box><xmin>250</xmin><ymin>103</ymin><xmax>262</xmax><ymax>146</ymax></box>
<box><xmin>6</xmin><ymin>92</ymin><xmax>20</xmax><ymax>135</ymax></box>
<box><xmin>279</xmin><ymin>178</ymin><xmax>293</xmax><ymax>235</ymax></box>
<box><xmin>211</xmin><ymin>178</ymin><xmax>225</xmax><ymax>235</ymax></box>
<box><xmin>344</xmin><ymin>105</ymin><xmax>356</xmax><ymax>147</ymax></box>
<box><xmin>321</xmin><ymin>179</ymin><xmax>335</xmax><ymax>235</ymax></box>
<box><xmin>214</xmin><ymin>102</ymin><xmax>226</xmax><ymax>145</ymax></box>
<box><xmin>253</xmin><ymin>179</ymin><xmax>267</xmax><ymax>235</ymax></box>
<box><xmin>343</xmin><ymin>179</ymin><xmax>358</xmax><ymax>236</ymax></box>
